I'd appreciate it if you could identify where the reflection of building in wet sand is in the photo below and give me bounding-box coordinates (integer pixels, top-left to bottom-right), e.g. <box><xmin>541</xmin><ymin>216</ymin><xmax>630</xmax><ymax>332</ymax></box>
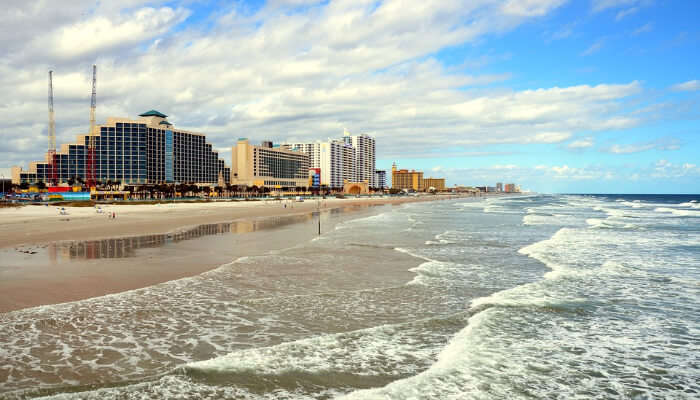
<box><xmin>51</xmin><ymin>215</ymin><xmax>316</xmax><ymax>261</ymax></box>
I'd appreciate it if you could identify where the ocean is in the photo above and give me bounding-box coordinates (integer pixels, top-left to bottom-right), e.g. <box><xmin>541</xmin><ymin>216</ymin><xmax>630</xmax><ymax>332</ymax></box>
<box><xmin>0</xmin><ymin>194</ymin><xmax>698</xmax><ymax>399</ymax></box>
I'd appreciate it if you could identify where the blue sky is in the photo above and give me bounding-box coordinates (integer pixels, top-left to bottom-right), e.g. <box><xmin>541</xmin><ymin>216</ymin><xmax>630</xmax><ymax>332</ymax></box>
<box><xmin>0</xmin><ymin>0</ymin><xmax>698</xmax><ymax>193</ymax></box>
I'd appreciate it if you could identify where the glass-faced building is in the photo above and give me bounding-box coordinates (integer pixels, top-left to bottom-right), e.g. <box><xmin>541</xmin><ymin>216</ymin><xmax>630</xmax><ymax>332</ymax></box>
<box><xmin>12</xmin><ymin>110</ymin><xmax>230</xmax><ymax>185</ymax></box>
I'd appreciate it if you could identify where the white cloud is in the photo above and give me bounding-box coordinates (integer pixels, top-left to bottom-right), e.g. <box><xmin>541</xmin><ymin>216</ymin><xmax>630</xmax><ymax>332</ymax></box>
<box><xmin>47</xmin><ymin>7</ymin><xmax>189</xmax><ymax>60</ymax></box>
<box><xmin>501</xmin><ymin>0</ymin><xmax>568</xmax><ymax>16</ymax></box>
<box><xmin>591</xmin><ymin>0</ymin><xmax>648</xmax><ymax>13</ymax></box>
<box><xmin>0</xmin><ymin>0</ymin><xmax>657</xmax><ymax>170</ymax></box>
<box><xmin>615</xmin><ymin>7</ymin><xmax>638</xmax><ymax>20</ymax></box>
<box><xmin>491</xmin><ymin>164</ymin><xmax>518</xmax><ymax>170</ymax></box>
<box><xmin>651</xmin><ymin>159</ymin><xmax>700</xmax><ymax>178</ymax></box>
<box><xmin>631</xmin><ymin>22</ymin><xmax>653</xmax><ymax>35</ymax></box>
<box><xmin>567</xmin><ymin>137</ymin><xmax>594</xmax><ymax>149</ymax></box>
<box><xmin>671</xmin><ymin>80</ymin><xmax>700</xmax><ymax>92</ymax></box>
<box><xmin>602</xmin><ymin>138</ymin><xmax>680</xmax><ymax>154</ymax></box>
<box><xmin>581</xmin><ymin>39</ymin><xmax>604</xmax><ymax>56</ymax></box>
<box><xmin>605</xmin><ymin>143</ymin><xmax>654</xmax><ymax>154</ymax></box>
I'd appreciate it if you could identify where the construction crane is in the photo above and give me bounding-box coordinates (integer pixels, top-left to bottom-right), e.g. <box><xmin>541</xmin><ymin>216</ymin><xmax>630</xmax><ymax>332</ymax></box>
<box><xmin>48</xmin><ymin>70</ymin><xmax>57</xmax><ymax>185</ymax></box>
<box><xmin>86</xmin><ymin>65</ymin><xmax>97</xmax><ymax>188</ymax></box>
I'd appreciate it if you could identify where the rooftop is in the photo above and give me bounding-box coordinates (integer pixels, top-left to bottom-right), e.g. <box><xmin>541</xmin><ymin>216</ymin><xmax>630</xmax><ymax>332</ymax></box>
<box><xmin>139</xmin><ymin>110</ymin><xmax>168</xmax><ymax>118</ymax></box>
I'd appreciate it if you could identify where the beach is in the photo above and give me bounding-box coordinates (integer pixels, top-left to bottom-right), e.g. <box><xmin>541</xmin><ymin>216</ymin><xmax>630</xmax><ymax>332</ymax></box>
<box><xmin>0</xmin><ymin>195</ymin><xmax>465</xmax><ymax>313</ymax></box>
<box><xmin>0</xmin><ymin>194</ymin><xmax>698</xmax><ymax>399</ymax></box>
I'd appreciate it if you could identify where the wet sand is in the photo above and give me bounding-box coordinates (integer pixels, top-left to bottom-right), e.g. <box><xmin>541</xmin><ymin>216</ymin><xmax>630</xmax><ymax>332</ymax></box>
<box><xmin>0</xmin><ymin>195</ymin><xmax>468</xmax><ymax>312</ymax></box>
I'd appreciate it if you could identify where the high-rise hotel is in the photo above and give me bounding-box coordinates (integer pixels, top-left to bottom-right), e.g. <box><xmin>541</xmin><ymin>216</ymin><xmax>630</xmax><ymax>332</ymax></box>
<box><xmin>283</xmin><ymin>131</ymin><xmax>376</xmax><ymax>189</ymax></box>
<box><xmin>12</xmin><ymin>110</ymin><xmax>230</xmax><ymax>185</ymax></box>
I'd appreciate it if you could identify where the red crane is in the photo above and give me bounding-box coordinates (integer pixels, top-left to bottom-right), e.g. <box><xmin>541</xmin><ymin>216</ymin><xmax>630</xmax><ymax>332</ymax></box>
<box><xmin>48</xmin><ymin>70</ymin><xmax>57</xmax><ymax>185</ymax></box>
<box><xmin>86</xmin><ymin>65</ymin><xmax>97</xmax><ymax>188</ymax></box>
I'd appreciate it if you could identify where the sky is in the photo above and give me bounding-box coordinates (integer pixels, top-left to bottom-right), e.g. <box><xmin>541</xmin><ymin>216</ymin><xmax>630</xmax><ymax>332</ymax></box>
<box><xmin>0</xmin><ymin>0</ymin><xmax>698</xmax><ymax>193</ymax></box>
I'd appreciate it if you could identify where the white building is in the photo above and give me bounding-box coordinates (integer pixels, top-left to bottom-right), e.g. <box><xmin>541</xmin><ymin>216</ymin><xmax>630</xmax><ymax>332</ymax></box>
<box><xmin>343</xmin><ymin>130</ymin><xmax>376</xmax><ymax>188</ymax></box>
<box><xmin>283</xmin><ymin>140</ymin><xmax>355</xmax><ymax>188</ymax></box>
<box><xmin>284</xmin><ymin>130</ymin><xmax>374</xmax><ymax>189</ymax></box>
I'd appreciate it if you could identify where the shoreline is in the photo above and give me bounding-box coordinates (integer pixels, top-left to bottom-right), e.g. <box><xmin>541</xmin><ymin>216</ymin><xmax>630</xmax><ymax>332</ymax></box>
<box><xmin>0</xmin><ymin>195</ymin><xmax>475</xmax><ymax>313</ymax></box>
<box><xmin>0</xmin><ymin>195</ymin><xmax>472</xmax><ymax>249</ymax></box>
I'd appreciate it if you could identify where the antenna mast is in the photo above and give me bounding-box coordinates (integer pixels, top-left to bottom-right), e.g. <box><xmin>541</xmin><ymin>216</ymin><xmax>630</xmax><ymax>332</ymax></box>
<box><xmin>86</xmin><ymin>65</ymin><xmax>97</xmax><ymax>188</ymax></box>
<box><xmin>48</xmin><ymin>70</ymin><xmax>57</xmax><ymax>185</ymax></box>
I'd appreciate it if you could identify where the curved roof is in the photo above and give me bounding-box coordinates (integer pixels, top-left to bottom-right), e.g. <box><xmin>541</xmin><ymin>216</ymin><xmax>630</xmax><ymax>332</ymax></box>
<box><xmin>159</xmin><ymin>120</ymin><xmax>172</xmax><ymax>125</ymax></box>
<box><xmin>139</xmin><ymin>110</ymin><xmax>168</xmax><ymax>118</ymax></box>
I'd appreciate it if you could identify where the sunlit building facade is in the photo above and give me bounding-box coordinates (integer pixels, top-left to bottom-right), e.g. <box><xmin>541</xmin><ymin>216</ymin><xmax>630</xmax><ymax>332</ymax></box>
<box><xmin>343</xmin><ymin>131</ymin><xmax>376</xmax><ymax>188</ymax></box>
<box><xmin>12</xmin><ymin>110</ymin><xmax>230</xmax><ymax>185</ymax></box>
<box><xmin>231</xmin><ymin>139</ymin><xmax>310</xmax><ymax>188</ymax></box>
<box><xmin>283</xmin><ymin>140</ymin><xmax>355</xmax><ymax>188</ymax></box>
<box><xmin>391</xmin><ymin>162</ymin><xmax>424</xmax><ymax>191</ymax></box>
<box><xmin>423</xmin><ymin>177</ymin><xmax>446</xmax><ymax>191</ymax></box>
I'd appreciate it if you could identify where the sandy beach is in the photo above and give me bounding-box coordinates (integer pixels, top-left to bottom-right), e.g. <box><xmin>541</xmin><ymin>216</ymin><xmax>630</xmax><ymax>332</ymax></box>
<box><xmin>0</xmin><ymin>195</ymin><xmax>468</xmax><ymax>312</ymax></box>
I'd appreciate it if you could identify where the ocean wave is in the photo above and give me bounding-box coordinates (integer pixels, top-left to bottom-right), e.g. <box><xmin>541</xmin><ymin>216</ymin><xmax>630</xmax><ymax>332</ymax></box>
<box><xmin>654</xmin><ymin>207</ymin><xmax>700</xmax><ymax>217</ymax></box>
<box><xmin>585</xmin><ymin>218</ymin><xmax>641</xmax><ymax>230</ymax></box>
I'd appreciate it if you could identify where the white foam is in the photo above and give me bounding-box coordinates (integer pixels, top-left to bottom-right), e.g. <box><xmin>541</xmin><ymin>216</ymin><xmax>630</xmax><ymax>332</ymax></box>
<box><xmin>185</xmin><ymin>320</ymin><xmax>442</xmax><ymax>378</ymax></box>
<box><xmin>654</xmin><ymin>207</ymin><xmax>700</xmax><ymax>217</ymax></box>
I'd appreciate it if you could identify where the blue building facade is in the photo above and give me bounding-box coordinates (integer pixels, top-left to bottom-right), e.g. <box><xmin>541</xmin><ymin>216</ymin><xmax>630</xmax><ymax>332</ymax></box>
<box><xmin>16</xmin><ymin>110</ymin><xmax>230</xmax><ymax>186</ymax></box>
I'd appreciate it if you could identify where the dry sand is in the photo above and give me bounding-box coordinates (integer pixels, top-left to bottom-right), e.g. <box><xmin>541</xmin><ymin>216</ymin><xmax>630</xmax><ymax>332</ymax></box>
<box><xmin>0</xmin><ymin>195</ymin><xmax>470</xmax><ymax>312</ymax></box>
<box><xmin>0</xmin><ymin>195</ymin><xmax>463</xmax><ymax>248</ymax></box>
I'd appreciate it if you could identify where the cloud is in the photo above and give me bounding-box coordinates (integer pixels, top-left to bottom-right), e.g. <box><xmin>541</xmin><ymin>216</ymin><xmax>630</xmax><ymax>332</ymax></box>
<box><xmin>601</xmin><ymin>138</ymin><xmax>681</xmax><ymax>154</ymax></box>
<box><xmin>567</xmin><ymin>137</ymin><xmax>594</xmax><ymax>149</ymax></box>
<box><xmin>491</xmin><ymin>164</ymin><xmax>519</xmax><ymax>170</ymax></box>
<box><xmin>615</xmin><ymin>7</ymin><xmax>638</xmax><ymax>20</ymax></box>
<box><xmin>631</xmin><ymin>22</ymin><xmax>653</xmax><ymax>35</ymax></box>
<box><xmin>501</xmin><ymin>0</ymin><xmax>568</xmax><ymax>16</ymax></box>
<box><xmin>651</xmin><ymin>159</ymin><xmax>700</xmax><ymax>178</ymax></box>
<box><xmin>671</xmin><ymin>80</ymin><xmax>700</xmax><ymax>92</ymax></box>
<box><xmin>48</xmin><ymin>7</ymin><xmax>190</xmax><ymax>60</ymax></box>
<box><xmin>0</xmin><ymin>0</ymin><xmax>658</xmax><ymax>171</ymax></box>
<box><xmin>421</xmin><ymin>159</ymin><xmax>698</xmax><ymax>189</ymax></box>
<box><xmin>591</xmin><ymin>0</ymin><xmax>649</xmax><ymax>13</ymax></box>
<box><xmin>581</xmin><ymin>39</ymin><xmax>604</xmax><ymax>56</ymax></box>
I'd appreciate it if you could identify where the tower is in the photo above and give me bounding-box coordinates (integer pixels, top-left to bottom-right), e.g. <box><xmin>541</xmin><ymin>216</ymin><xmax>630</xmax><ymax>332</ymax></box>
<box><xmin>48</xmin><ymin>70</ymin><xmax>57</xmax><ymax>185</ymax></box>
<box><xmin>86</xmin><ymin>65</ymin><xmax>97</xmax><ymax>188</ymax></box>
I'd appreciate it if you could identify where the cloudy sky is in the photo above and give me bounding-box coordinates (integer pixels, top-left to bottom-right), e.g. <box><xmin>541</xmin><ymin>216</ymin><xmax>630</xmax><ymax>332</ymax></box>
<box><xmin>0</xmin><ymin>0</ymin><xmax>698</xmax><ymax>193</ymax></box>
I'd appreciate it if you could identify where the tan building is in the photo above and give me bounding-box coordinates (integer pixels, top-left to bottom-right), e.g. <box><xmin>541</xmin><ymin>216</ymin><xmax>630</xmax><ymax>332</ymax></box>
<box><xmin>391</xmin><ymin>162</ymin><xmax>423</xmax><ymax>191</ymax></box>
<box><xmin>423</xmin><ymin>177</ymin><xmax>446</xmax><ymax>191</ymax></box>
<box><xmin>231</xmin><ymin>139</ymin><xmax>310</xmax><ymax>188</ymax></box>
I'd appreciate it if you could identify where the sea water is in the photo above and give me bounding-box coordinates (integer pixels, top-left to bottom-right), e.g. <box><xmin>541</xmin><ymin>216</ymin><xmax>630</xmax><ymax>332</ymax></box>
<box><xmin>0</xmin><ymin>195</ymin><xmax>698</xmax><ymax>399</ymax></box>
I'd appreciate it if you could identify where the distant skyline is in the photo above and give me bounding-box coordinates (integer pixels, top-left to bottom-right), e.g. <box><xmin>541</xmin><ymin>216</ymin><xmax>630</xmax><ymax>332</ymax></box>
<box><xmin>0</xmin><ymin>0</ymin><xmax>698</xmax><ymax>193</ymax></box>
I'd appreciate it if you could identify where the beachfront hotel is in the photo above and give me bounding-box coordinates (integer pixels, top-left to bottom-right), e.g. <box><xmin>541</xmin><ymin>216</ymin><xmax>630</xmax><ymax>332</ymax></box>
<box><xmin>230</xmin><ymin>139</ymin><xmax>310</xmax><ymax>188</ymax></box>
<box><xmin>283</xmin><ymin>130</ymin><xmax>376</xmax><ymax>189</ymax></box>
<box><xmin>282</xmin><ymin>140</ymin><xmax>356</xmax><ymax>188</ymax></box>
<box><xmin>342</xmin><ymin>131</ymin><xmax>377</xmax><ymax>188</ymax></box>
<box><xmin>423</xmin><ymin>177</ymin><xmax>446</xmax><ymax>191</ymax></box>
<box><xmin>11</xmin><ymin>110</ymin><xmax>230</xmax><ymax>186</ymax></box>
<box><xmin>391</xmin><ymin>162</ymin><xmax>424</xmax><ymax>191</ymax></box>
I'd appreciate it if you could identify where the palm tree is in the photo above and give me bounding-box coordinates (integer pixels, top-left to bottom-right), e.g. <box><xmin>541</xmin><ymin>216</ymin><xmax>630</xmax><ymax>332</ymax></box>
<box><xmin>250</xmin><ymin>185</ymin><xmax>259</xmax><ymax>198</ymax></box>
